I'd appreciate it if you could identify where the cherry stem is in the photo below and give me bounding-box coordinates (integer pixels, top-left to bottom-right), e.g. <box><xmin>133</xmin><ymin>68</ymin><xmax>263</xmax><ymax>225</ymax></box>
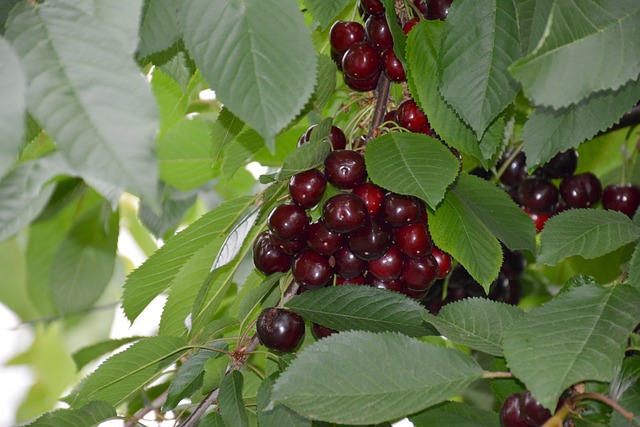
<box><xmin>365</xmin><ymin>73</ymin><xmax>392</xmax><ymax>143</ymax></box>
<box><xmin>123</xmin><ymin>390</ymin><xmax>168</xmax><ymax>427</ymax></box>
<box><xmin>482</xmin><ymin>371</ymin><xmax>514</xmax><ymax>379</ymax></box>
<box><xmin>574</xmin><ymin>392</ymin><xmax>634</xmax><ymax>420</ymax></box>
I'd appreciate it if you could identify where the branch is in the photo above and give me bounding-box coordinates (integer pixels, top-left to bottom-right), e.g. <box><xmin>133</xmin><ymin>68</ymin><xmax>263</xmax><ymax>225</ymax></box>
<box><xmin>124</xmin><ymin>390</ymin><xmax>168</xmax><ymax>427</ymax></box>
<box><xmin>365</xmin><ymin>73</ymin><xmax>392</xmax><ymax>143</ymax></box>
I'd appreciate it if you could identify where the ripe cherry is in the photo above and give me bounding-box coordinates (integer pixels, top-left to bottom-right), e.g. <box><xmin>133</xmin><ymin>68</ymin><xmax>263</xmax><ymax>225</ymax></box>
<box><xmin>330</xmin><ymin>21</ymin><xmax>366</xmax><ymax>54</ymax></box>
<box><xmin>348</xmin><ymin>217</ymin><xmax>393</xmax><ymax>261</ymax></box>
<box><xmin>342</xmin><ymin>42</ymin><xmax>382</xmax><ymax>80</ymax></box>
<box><xmin>253</xmin><ymin>231</ymin><xmax>292</xmax><ymax>275</ymax></box>
<box><xmin>518</xmin><ymin>176</ymin><xmax>559</xmax><ymax>213</ymax></box>
<box><xmin>538</xmin><ymin>149</ymin><xmax>578</xmax><ymax>179</ymax></box>
<box><xmin>311</xmin><ymin>322</ymin><xmax>336</xmax><ymax>339</ymax></box>
<box><xmin>501</xmin><ymin>248</ymin><xmax>526</xmax><ymax>279</ymax></box>
<box><xmin>394</xmin><ymin>221</ymin><xmax>433</xmax><ymax>258</ymax></box>
<box><xmin>382</xmin><ymin>49</ymin><xmax>406</xmax><ymax>82</ymax></box>
<box><xmin>344</xmin><ymin>70</ymin><xmax>381</xmax><ymax>92</ymax></box>
<box><xmin>359</xmin><ymin>0</ymin><xmax>385</xmax><ymax>16</ymax></box>
<box><xmin>333</xmin><ymin>245</ymin><xmax>367</xmax><ymax>279</ymax></box>
<box><xmin>396</xmin><ymin>99</ymin><xmax>428</xmax><ymax>132</ymax></box>
<box><xmin>256</xmin><ymin>308</ymin><xmax>305</xmax><ymax>353</ymax></box>
<box><xmin>367</xmin><ymin>276</ymin><xmax>404</xmax><ymax>293</ymax></box>
<box><xmin>368</xmin><ymin>245</ymin><xmax>404</xmax><ymax>280</ymax></box>
<box><xmin>499</xmin><ymin>393</ymin><xmax>529</xmax><ymax>427</ymax></box>
<box><xmin>559</xmin><ymin>172</ymin><xmax>602</xmax><ymax>208</ymax></box>
<box><xmin>268</xmin><ymin>232</ymin><xmax>305</xmax><ymax>255</ymax></box>
<box><xmin>324</xmin><ymin>150</ymin><xmax>368</xmax><ymax>189</ymax></box>
<box><xmin>402</xmin><ymin>255</ymin><xmax>438</xmax><ymax>291</ymax></box>
<box><xmin>306</xmin><ymin>221</ymin><xmax>344</xmax><ymax>256</ymax></box>
<box><xmin>523</xmin><ymin>207</ymin><xmax>550</xmax><ymax>233</ymax></box>
<box><xmin>298</xmin><ymin>124</ymin><xmax>348</xmax><ymax>150</ymax></box>
<box><xmin>292</xmin><ymin>249</ymin><xmax>333</xmax><ymax>288</ymax></box>
<box><xmin>427</xmin><ymin>0</ymin><xmax>453</xmax><ymax>20</ymax></box>
<box><xmin>322</xmin><ymin>193</ymin><xmax>368</xmax><ymax>233</ymax></box>
<box><xmin>381</xmin><ymin>193</ymin><xmax>420</xmax><ymax>226</ymax></box>
<box><xmin>521</xmin><ymin>391</ymin><xmax>552</xmax><ymax>425</ymax></box>
<box><xmin>289</xmin><ymin>169</ymin><xmax>327</xmax><ymax>209</ymax></box>
<box><xmin>267</xmin><ymin>202</ymin><xmax>309</xmax><ymax>241</ymax></box>
<box><xmin>431</xmin><ymin>246</ymin><xmax>452</xmax><ymax>279</ymax></box>
<box><xmin>353</xmin><ymin>182</ymin><xmax>385</xmax><ymax>215</ymax></box>
<box><xmin>335</xmin><ymin>274</ymin><xmax>366</xmax><ymax>285</ymax></box>
<box><xmin>403</xmin><ymin>17</ymin><xmax>420</xmax><ymax>34</ymax></box>
<box><xmin>365</xmin><ymin>15</ymin><xmax>393</xmax><ymax>51</ymax></box>
<box><xmin>602</xmin><ymin>183</ymin><xmax>640</xmax><ymax>217</ymax></box>
<box><xmin>499</xmin><ymin>150</ymin><xmax>527</xmax><ymax>186</ymax></box>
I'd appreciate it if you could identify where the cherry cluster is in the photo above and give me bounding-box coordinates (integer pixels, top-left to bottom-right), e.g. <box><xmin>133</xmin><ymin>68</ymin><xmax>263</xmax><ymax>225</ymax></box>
<box><xmin>500</xmin><ymin>391</ymin><xmax>574</xmax><ymax>427</ymax></box>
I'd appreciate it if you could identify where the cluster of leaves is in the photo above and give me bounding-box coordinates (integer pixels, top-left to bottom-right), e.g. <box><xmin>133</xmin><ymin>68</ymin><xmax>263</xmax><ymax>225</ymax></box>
<box><xmin>1</xmin><ymin>0</ymin><xmax>640</xmax><ymax>426</ymax></box>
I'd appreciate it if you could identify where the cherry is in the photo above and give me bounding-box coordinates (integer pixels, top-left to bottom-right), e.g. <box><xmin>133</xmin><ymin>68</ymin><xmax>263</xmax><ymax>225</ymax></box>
<box><xmin>342</xmin><ymin>42</ymin><xmax>382</xmax><ymax>80</ymax></box>
<box><xmin>292</xmin><ymin>249</ymin><xmax>333</xmax><ymax>288</ymax></box>
<box><xmin>331</xmin><ymin>49</ymin><xmax>345</xmax><ymax>70</ymax></box>
<box><xmin>365</xmin><ymin>15</ymin><xmax>393</xmax><ymax>51</ymax></box>
<box><xmin>501</xmin><ymin>248</ymin><xmax>526</xmax><ymax>279</ymax></box>
<box><xmin>256</xmin><ymin>307</ymin><xmax>305</xmax><ymax>353</ymax></box>
<box><xmin>499</xmin><ymin>150</ymin><xmax>527</xmax><ymax>186</ymax></box>
<box><xmin>488</xmin><ymin>274</ymin><xmax>521</xmax><ymax>305</ymax></box>
<box><xmin>324</xmin><ymin>150</ymin><xmax>368</xmax><ymax>189</ymax></box>
<box><xmin>500</xmin><ymin>393</ymin><xmax>529</xmax><ymax>427</ymax></box>
<box><xmin>268</xmin><ymin>232</ymin><xmax>306</xmax><ymax>255</ymax></box>
<box><xmin>427</xmin><ymin>0</ymin><xmax>453</xmax><ymax>20</ymax></box>
<box><xmin>521</xmin><ymin>391</ymin><xmax>552</xmax><ymax>425</ymax></box>
<box><xmin>299</xmin><ymin>124</ymin><xmax>348</xmax><ymax>150</ymax></box>
<box><xmin>431</xmin><ymin>246</ymin><xmax>452</xmax><ymax>279</ymax></box>
<box><xmin>359</xmin><ymin>0</ymin><xmax>385</xmax><ymax>16</ymax></box>
<box><xmin>368</xmin><ymin>245</ymin><xmax>404</xmax><ymax>280</ymax></box>
<box><xmin>289</xmin><ymin>169</ymin><xmax>327</xmax><ymax>209</ymax></box>
<box><xmin>322</xmin><ymin>193</ymin><xmax>368</xmax><ymax>233</ymax></box>
<box><xmin>381</xmin><ymin>193</ymin><xmax>420</xmax><ymax>226</ymax></box>
<box><xmin>267</xmin><ymin>202</ymin><xmax>309</xmax><ymax>241</ymax></box>
<box><xmin>311</xmin><ymin>322</ymin><xmax>336</xmax><ymax>339</ymax></box>
<box><xmin>413</xmin><ymin>0</ymin><xmax>428</xmax><ymax>16</ymax></box>
<box><xmin>404</xmin><ymin>287</ymin><xmax>430</xmax><ymax>300</ymax></box>
<box><xmin>333</xmin><ymin>245</ymin><xmax>367</xmax><ymax>279</ymax></box>
<box><xmin>602</xmin><ymin>183</ymin><xmax>640</xmax><ymax>217</ymax></box>
<box><xmin>396</xmin><ymin>99</ymin><xmax>428</xmax><ymax>132</ymax></box>
<box><xmin>518</xmin><ymin>176</ymin><xmax>559</xmax><ymax>213</ymax></box>
<box><xmin>336</xmin><ymin>274</ymin><xmax>366</xmax><ymax>285</ymax></box>
<box><xmin>403</xmin><ymin>17</ymin><xmax>420</xmax><ymax>34</ymax></box>
<box><xmin>348</xmin><ymin>217</ymin><xmax>393</xmax><ymax>261</ymax></box>
<box><xmin>344</xmin><ymin>70</ymin><xmax>381</xmax><ymax>92</ymax></box>
<box><xmin>306</xmin><ymin>221</ymin><xmax>345</xmax><ymax>256</ymax></box>
<box><xmin>253</xmin><ymin>231</ymin><xmax>292</xmax><ymax>275</ymax></box>
<box><xmin>394</xmin><ymin>221</ymin><xmax>433</xmax><ymax>258</ymax></box>
<box><xmin>559</xmin><ymin>172</ymin><xmax>602</xmax><ymax>208</ymax></box>
<box><xmin>538</xmin><ymin>149</ymin><xmax>578</xmax><ymax>179</ymax></box>
<box><xmin>523</xmin><ymin>207</ymin><xmax>550</xmax><ymax>233</ymax></box>
<box><xmin>382</xmin><ymin>49</ymin><xmax>406</xmax><ymax>82</ymax></box>
<box><xmin>402</xmin><ymin>255</ymin><xmax>438</xmax><ymax>291</ymax></box>
<box><xmin>353</xmin><ymin>182</ymin><xmax>385</xmax><ymax>215</ymax></box>
<box><xmin>330</xmin><ymin>21</ymin><xmax>366</xmax><ymax>54</ymax></box>
<box><xmin>367</xmin><ymin>276</ymin><xmax>404</xmax><ymax>293</ymax></box>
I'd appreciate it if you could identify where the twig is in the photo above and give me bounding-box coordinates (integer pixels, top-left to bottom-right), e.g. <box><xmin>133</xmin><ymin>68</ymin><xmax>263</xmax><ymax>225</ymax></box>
<box><xmin>124</xmin><ymin>390</ymin><xmax>168</xmax><ymax>427</ymax></box>
<box><xmin>365</xmin><ymin>73</ymin><xmax>392</xmax><ymax>143</ymax></box>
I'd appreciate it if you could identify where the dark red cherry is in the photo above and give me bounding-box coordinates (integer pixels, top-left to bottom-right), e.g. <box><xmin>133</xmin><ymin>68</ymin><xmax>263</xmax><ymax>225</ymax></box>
<box><xmin>331</xmin><ymin>49</ymin><xmax>344</xmax><ymax>70</ymax></box>
<box><xmin>602</xmin><ymin>184</ymin><xmax>640</xmax><ymax>217</ymax></box>
<box><xmin>381</xmin><ymin>193</ymin><xmax>420</xmax><ymax>226</ymax></box>
<box><xmin>306</xmin><ymin>221</ymin><xmax>345</xmax><ymax>256</ymax></box>
<box><xmin>413</xmin><ymin>0</ymin><xmax>428</xmax><ymax>16</ymax></box>
<box><xmin>518</xmin><ymin>176</ymin><xmax>559</xmax><ymax>213</ymax></box>
<box><xmin>289</xmin><ymin>169</ymin><xmax>327</xmax><ymax>209</ymax></box>
<box><xmin>402</xmin><ymin>255</ymin><xmax>438</xmax><ymax>291</ymax></box>
<box><xmin>396</xmin><ymin>99</ymin><xmax>427</xmax><ymax>132</ymax></box>
<box><xmin>538</xmin><ymin>149</ymin><xmax>578</xmax><ymax>179</ymax></box>
<box><xmin>256</xmin><ymin>308</ymin><xmax>305</xmax><ymax>353</ymax></box>
<box><xmin>299</xmin><ymin>124</ymin><xmax>348</xmax><ymax>150</ymax></box>
<box><xmin>367</xmin><ymin>276</ymin><xmax>404</xmax><ymax>293</ymax></box>
<box><xmin>403</xmin><ymin>17</ymin><xmax>420</xmax><ymax>34</ymax></box>
<box><xmin>521</xmin><ymin>391</ymin><xmax>552</xmax><ymax>425</ymax></box>
<box><xmin>365</xmin><ymin>15</ymin><xmax>393</xmax><ymax>51</ymax></box>
<box><xmin>311</xmin><ymin>322</ymin><xmax>336</xmax><ymax>339</ymax></box>
<box><xmin>342</xmin><ymin>42</ymin><xmax>382</xmax><ymax>80</ymax></box>
<box><xmin>348</xmin><ymin>217</ymin><xmax>393</xmax><ymax>261</ymax></box>
<box><xmin>333</xmin><ymin>245</ymin><xmax>367</xmax><ymax>279</ymax></box>
<box><xmin>559</xmin><ymin>172</ymin><xmax>602</xmax><ymax>208</ymax></box>
<box><xmin>268</xmin><ymin>232</ymin><xmax>306</xmax><ymax>255</ymax></box>
<box><xmin>382</xmin><ymin>49</ymin><xmax>406</xmax><ymax>82</ymax></box>
<box><xmin>499</xmin><ymin>393</ymin><xmax>529</xmax><ymax>427</ymax></box>
<box><xmin>368</xmin><ymin>245</ymin><xmax>403</xmax><ymax>280</ymax></box>
<box><xmin>359</xmin><ymin>0</ymin><xmax>385</xmax><ymax>16</ymax></box>
<box><xmin>344</xmin><ymin>70</ymin><xmax>381</xmax><ymax>92</ymax></box>
<box><xmin>292</xmin><ymin>249</ymin><xmax>333</xmax><ymax>288</ymax></box>
<box><xmin>353</xmin><ymin>182</ymin><xmax>385</xmax><ymax>215</ymax></box>
<box><xmin>523</xmin><ymin>207</ymin><xmax>550</xmax><ymax>233</ymax></box>
<box><xmin>427</xmin><ymin>0</ymin><xmax>453</xmax><ymax>20</ymax></box>
<box><xmin>323</xmin><ymin>193</ymin><xmax>368</xmax><ymax>233</ymax></box>
<box><xmin>501</xmin><ymin>248</ymin><xmax>526</xmax><ymax>279</ymax></box>
<box><xmin>431</xmin><ymin>246</ymin><xmax>452</xmax><ymax>279</ymax></box>
<box><xmin>253</xmin><ymin>231</ymin><xmax>292</xmax><ymax>275</ymax></box>
<box><xmin>268</xmin><ymin>202</ymin><xmax>309</xmax><ymax>241</ymax></box>
<box><xmin>324</xmin><ymin>150</ymin><xmax>368</xmax><ymax>189</ymax></box>
<box><xmin>335</xmin><ymin>274</ymin><xmax>366</xmax><ymax>285</ymax></box>
<box><xmin>330</xmin><ymin>21</ymin><xmax>366</xmax><ymax>54</ymax></box>
<box><xmin>499</xmin><ymin>150</ymin><xmax>527</xmax><ymax>186</ymax></box>
<box><xmin>394</xmin><ymin>221</ymin><xmax>433</xmax><ymax>258</ymax></box>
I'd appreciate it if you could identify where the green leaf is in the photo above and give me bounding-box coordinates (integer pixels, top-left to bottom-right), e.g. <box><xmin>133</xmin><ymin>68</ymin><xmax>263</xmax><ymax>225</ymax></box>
<box><xmin>278</xmin><ymin>139</ymin><xmax>332</xmax><ymax>182</ymax></box>
<box><xmin>611</xmin><ymin>357</ymin><xmax>640</xmax><ymax>427</ymax></box>
<box><xmin>0</xmin><ymin>0</ymin><xmax>20</xmax><ymax>34</ymax></box>
<box><xmin>230</xmin><ymin>271</ymin><xmax>283</xmax><ymax>326</ymax></box>
<box><xmin>6</xmin><ymin>2</ymin><xmax>159</xmax><ymax>204</ymax></box>
<box><xmin>93</xmin><ymin>0</ymin><xmax>143</xmax><ymax>55</ymax></box>
<box><xmin>199</xmin><ymin>412</ymin><xmax>226</xmax><ymax>427</ymax></box>
<box><xmin>303</xmin><ymin>0</ymin><xmax>349</xmax><ymax>30</ymax></box>
<box><xmin>628</xmin><ymin>244</ymin><xmax>640</xmax><ymax>291</ymax></box>
<box><xmin>406</xmin><ymin>21</ymin><xmax>505</xmax><ymax>168</ymax></box>
<box><xmin>138</xmin><ymin>0</ymin><xmax>181</xmax><ymax>58</ymax></box>
<box><xmin>21</xmin><ymin>401</ymin><xmax>116</xmax><ymax>427</ymax></box>
<box><xmin>271</xmin><ymin>331</ymin><xmax>483</xmax><ymax>424</ymax></box>
<box><xmin>365</xmin><ymin>133</ymin><xmax>459</xmax><ymax>209</ymax></box>
<box><xmin>380</xmin><ymin>0</ymin><xmax>406</xmax><ymax>66</ymax></box>
<box><xmin>122</xmin><ymin>196</ymin><xmax>254</xmax><ymax>322</ymax></box>
<box><xmin>72</xmin><ymin>337</ymin><xmax>142</xmax><ymax>371</ymax></box>
<box><xmin>163</xmin><ymin>343</ymin><xmax>228</xmax><ymax>411</ymax></box>
<box><xmin>538</xmin><ymin>209</ymin><xmax>640</xmax><ymax>265</ymax></box>
<box><xmin>50</xmin><ymin>207</ymin><xmax>118</xmax><ymax>314</ymax></box>
<box><xmin>514</xmin><ymin>0</ymin><xmax>553</xmax><ymax>56</ymax></box>
<box><xmin>311</xmin><ymin>54</ymin><xmax>337</xmax><ymax>113</ymax></box>
<box><xmin>138</xmin><ymin>184</ymin><xmax>197</xmax><ymax>239</ymax></box>
<box><xmin>0</xmin><ymin>37</ymin><xmax>25</xmax><ymax>178</ymax></box>
<box><xmin>212</xmin><ymin>108</ymin><xmax>246</xmax><ymax>165</ymax></box>
<box><xmin>67</xmin><ymin>336</ymin><xmax>187</xmax><ymax>408</ymax></box>
<box><xmin>219</xmin><ymin>370</ymin><xmax>249</xmax><ymax>427</ymax></box>
<box><xmin>285</xmin><ymin>286</ymin><xmax>434</xmax><ymax>337</ymax></box>
<box><xmin>158</xmin><ymin>117</ymin><xmax>217</xmax><ymax>191</ymax></box>
<box><xmin>438</xmin><ymin>0</ymin><xmax>521</xmax><ymax>137</ymax></box>
<box><xmin>151</xmin><ymin>68</ymin><xmax>189</xmax><ymax>135</ymax></box>
<box><xmin>258</xmin><ymin>375</ymin><xmax>311</xmax><ymax>427</ymax></box>
<box><xmin>503</xmin><ymin>284</ymin><xmax>640</xmax><ymax>409</ymax></box>
<box><xmin>522</xmin><ymin>78</ymin><xmax>640</xmax><ymax>168</ymax></box>
<box><xmin>423</xmin><ymin>298</ymin><xmax>524</xmax><ymax>356</ymax></box>
<box><xmin>409</xmin><ymin>401</ymin><xmax>500</xmax><ymax>427</ymax></box>
<box><xmin>180</xmin><ymin>0</ymin><xmax>317</xmax><ymax>150</ymax></box>
<box><xmin>510</xmin><ymin>1</ymin><xmax>640</xmax><ymax>108</ymax></box>
<box><xmin>220</xmin><ymin>129</ymin><xmax>264</xmax><ymax>181</ymax></box>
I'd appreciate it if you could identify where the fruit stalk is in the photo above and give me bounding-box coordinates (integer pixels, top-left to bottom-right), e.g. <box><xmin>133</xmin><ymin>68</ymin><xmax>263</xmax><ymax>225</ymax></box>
<box><xmin>365</xmin><ymin>72</ymin><xmax>391</xmax><ymax>142</ymax></box>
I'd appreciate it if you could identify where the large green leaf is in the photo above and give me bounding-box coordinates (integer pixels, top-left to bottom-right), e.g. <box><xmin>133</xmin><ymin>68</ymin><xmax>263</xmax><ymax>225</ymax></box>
<box><xmin>503</xmin><ymin>284</ymin><xmax>640</xmax><ymax>409</ymax></box>
<box><xmin>522</xmin><ymin>77</ymin><xmax>640</xmax><ymax>168</ymax></box>
<box><xmin>219</xmin><ymin>371</ymin><xmax>249</xmax><ymax>427</ymax></box>
<box><xmin>409</xmin><ymin>401</ymin><xmax>500</xmax><ymax>427</ymax></box>
<box><xmin>271</xmin><ymin>331</ymin><xmax>483</xmax><ymax>424</ymax></box>
<box><xmin>538</xmin><ymin>209</ymin><xmax>640</xmax><ymax>265</ymax></box>
<box><xmin>406</xmin><ymin>21</ymin><xmax>505</xmax><ymax>168</ymax></box>
<box><xmin>628</xmin><ymin>244</ymin><xmax>640</xmax><ymax>291</ymax></box>
<box><xmin>380</xmin><ymin>0</ymin><xmax>406</xmax><ymax>66</ymax></box>
<box><xmin>513</xmin><ymin>0</ymin><xmax>553</xmax><ymax>56</ymax></box>
<box><xmin>285</xmin><ymin>286</ymin><xmax>434</xmax><ymax>337</ymax></box>
<box><xmin>5</xmin><ymin>2</ymin><xmax>159</xmax><ymax>204</ymax></box>
<box><xmin>510</xmin><ymin>0</ymin><xmax>640</xmax><ymax>108</ymax></box>
<box><xmin>67</xmin><ymin>336</ymin><xmax>187</xmax><ymax>408</ymax></box>
<box><xmin>220</xmin><ymin>129</ymin><xmax>264</xmax><ymax>181</ymax></box>
<box><xmin>151</xmin><ymin>68</ymin><xmax>189</xmax><ymax>136</ymax></box>
<box><xmin>92</xmin><ymin>0</ymin><xmax>143</xmax><ymax>55</ymax></box>
<box><xmin>303</xmin><ymin>0</ymin><xmax>349</xmax><ymax>30</ymax></box>
<box><xmin>423</xmin><ymin>298</ymin><xmax>524</xmax><ymax>356</ymax></box>
<box><xmin>258</xmin><ymin>375</ymin><xmax>311</xmax><ymax>427</ymax></box>
<box><xmin>21</xmin><ymin>401</ymin><xmax>116</xmax><ymax>427</ymax></box>
<box><xmin>0</xmin><ymin>37</ymin><xmax>25</xmax><ymax>178</ymax></box>
<box><xmin>277</xmin><ymin>139</ymin><xmax>332</xmax><ymax>181</ymax></box>
<box><xmin>180</xmin><ymin>0</ymin><xmax>317</xmax><ymax>150</ymax></box>
<box><xmin>137</xmin><ymin>0</ymin><xmax>181</xmax><ymax>58</ymax></box>
<box><xmin>50</xmin><ymin>206</ymin><xmax>119</xmax><ymax>314</ymax></box>
<box><xmin>138</xmin><ymin>184</ymin><xmax>197</xmax><ymax>239</ymax></box>
<box><xmin>365</xmin><ymin>133</ymin><xmax>459</xmax><ymax>209</ymax></box>
<box><xmin>122</xmin><ymin>196</ymin><xmax>254</xmax><ymax>322</ymax></box>
<box><xmin>438</xmin><ymin>0</ymin><xmax>521</xmax><ymax>137</ymax></box>
<box><xmin>72</xmin><ymin>337</ymin><xmax>142</xmax><ymax>371</ymax></box>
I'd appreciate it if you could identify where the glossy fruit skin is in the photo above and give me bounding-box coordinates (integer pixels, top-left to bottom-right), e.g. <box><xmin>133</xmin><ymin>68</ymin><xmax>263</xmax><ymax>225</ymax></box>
<box><xmin>560</xmin><ymin>172</ymin><xmax>602</xmax><ymax>208</ymax></box>
<box><xmin>500</xmin><ymin>393</ymin><xmax>529</xmax><ymax>427</ymax></box>
<box><xmin>292</xmin><ymin>249</ymin><xmax>333</xmax><ymax>288</ymax></box>
<box><xmin>253</xmin><ymin>231</ymin><xmax>292</xmax><ymax>275</ymax></box>
<box><xmin>368</xmin><ymin>245</ymin><xmax>403</xmax><ymax>280</ymax></box>
<box><xmin>382</xmin><ymin>49</ymin><xmax>406</xmax><ymax>82</ymax></box>
<box><xmin>518</xmin><ymin>176</ymin><xmax>559</xmax><ymax>213</ymax></box>
<box><xmin>402</xmin><ymin>255</ymin><xmax>438</xmax><ymax>291</ymax></box>
<box><xmin>431</xmin><ymin>246</ymin><xmax>452</xmax><ymax>279</ymax></box>
<box><xmin>348</xmin><ymin>217</ymin><xmax>393</xmax><ymax>261</ymax></box>
<box><xmin>427</xmin><ymin>0</ymin><xmax>453</xmax><ymax>20</ymax></box>
<box><xmin>311</xmin><ymin>322</ymin><xmax>336</xmax><ymax>339</ymax></box>
<box><xmin>396</xmin><ymin>99</ymin><xmax>428</xmax><ymax>132</ymax></box>
<box><xmin>381</xmin><ymin>193</ymin><xmax>420</xmax><ymax>226</ymax></box>
<box><xmin>394</xmin><ymin>221</ymin><xmax>433</xmax><ymax>258</ymax></box>
<box><xmin>267</xmin><ymin>202</ymin><xmax>309</xmax><ymax>242</ymax></box>
<box><xmin>501</xmin><ymin>248</ymin><xmax>526</xmax><ymax>279</ymax></box>
<box><xmin>538</xmin><ymin>149</ymin><xmax>578</xmax><ymax>179</ymax></box>
<box><xmin>602</xmin><ymin>183</ymin><xmax>640</xmax><ymax>217</ymax></box>
<box><xmin>499</xmin><ymin>151</ymin><xmax>527</xmax><ymax>186</ymax></box>
<box><xmin>521</xmin><ymin>391</ymin><xmax>552</xmax><ymax>425</ymax></box>
<box><xmin>344</xmin><ymin>70</ymin><xmax>381</xmax><ymax>92</ymax></box>
<box><xmin>324</xmin><ymin>150</ymin><xmax>368</xmax><ymax>189</ymax></box>
<box><xmin>403</xmin><ymin>17</ymin><xmax>420</xmax><ymax>34</ymax></box>
<box><xmin>298</xmin><ymin>124</ymin><xmax>348</xmax><ymax>150</ymax></box>
<box><xmin>335</xmin><ymin>274</ymin><xmax>366</xmax><ymax>285</ymax></box>
<box><xmin>365</xmin><ymin>15</ymin><xmax>393</xmax><ymax>51</ymax></box>
<box><xmin>256</xmin><ymin>308</ymin><xmax>305</xmax><ymax>353</ymax></box>
<box><xmin>289</xmin><ymin>169</ymin><xmax>327</xmax><ymax>209</ymax></box>
<box><xmin>359</xmin><ymin>0</ymin><xmax>385</xmax><ymax>15</ymax></box>
<box><xmin>353</xmin><ymin>182</ymin><xmax>385</xmax><ymax>215</ymax></box>
<box><xmin>268</xmin><ymin>232</ymin><xmax>306</xmax><ymax>255</ymax></box>
<box><xmin>342</xmin><ymin>42</ymin><xmax>382</xmax><ymax>80</ymax></box>
<box><xmin>523</xmin><ymin>207</ymin><xmax>550</xmax><ymax>233</ymax></box>
<box><xmin>334</xmin><ymin>245</ymin><xmax>367</xmax><ymax>279</ymax></box>
<box><xmin>330</xmin><ymin>21</ymin><xmax>366</xmax><ymax>54</ymax></box>
<box><xmin>306</xmin><ymin>221</ymin><xmax>344</xmax><ymax>256</ymax></box>
<box><xmin>322</xmin><ymin>193</ymin><xmax>368</xmax><ymax>233</ymax></box>
<box><xmin>368</xmin><ymin>276</ymin><xmax>404</xmax><ymax>293</ymax></box>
